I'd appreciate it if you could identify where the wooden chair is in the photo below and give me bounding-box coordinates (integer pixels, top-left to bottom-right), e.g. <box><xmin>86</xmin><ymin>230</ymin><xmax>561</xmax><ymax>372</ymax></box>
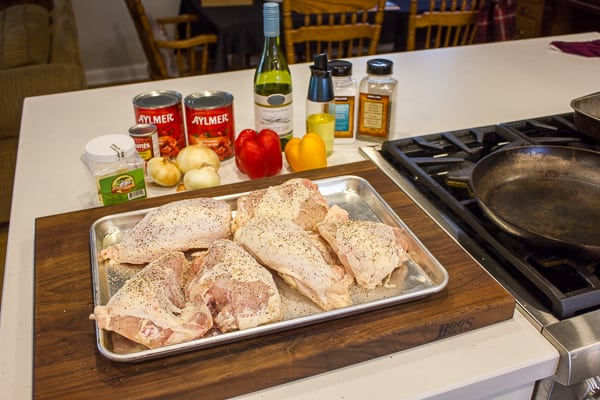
<box><xmin>282</xmin><ymin>0</ymin><xmax>387</xmax><ymax>64</ymax></box>
<box><xmin>406</xmin><ymin>0</ymin><xmax>482</xmax><ymax>51</ymax></box>
<box><xmin>125</xmin><ymin>0</ymin><xmax>218</xmax><ymax>79</ymax></box>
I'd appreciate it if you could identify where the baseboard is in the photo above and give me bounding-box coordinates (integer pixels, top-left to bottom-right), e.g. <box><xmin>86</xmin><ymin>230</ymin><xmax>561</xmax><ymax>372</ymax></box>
<box><xmin>85</xmin><ymin>63</ymin><xmax>150</xmax><ymax>87</ymax></box>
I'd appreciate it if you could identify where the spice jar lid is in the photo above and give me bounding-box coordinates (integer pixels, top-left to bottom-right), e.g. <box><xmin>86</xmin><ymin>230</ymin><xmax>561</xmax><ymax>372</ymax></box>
<box><xmin>329</xmin><ymin>59</ymin><xmax>352</xmax><ymax>77</ymax></box>
<box><xmin>84</xmin><ymin>134</ymin><xmax>137</xmax><ymax>163</ymax></box>
<box><xmin>366</xmin><ymin>58</ymin><xmax>393</xmax><ymax>75</ymax></box>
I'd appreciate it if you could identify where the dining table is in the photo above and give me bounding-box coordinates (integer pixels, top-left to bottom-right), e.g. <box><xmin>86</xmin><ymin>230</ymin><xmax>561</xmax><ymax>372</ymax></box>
<box><xmin>2</xmin><ymin>31</ymin><xmax>600</xmax><ymax>399</ymax></box>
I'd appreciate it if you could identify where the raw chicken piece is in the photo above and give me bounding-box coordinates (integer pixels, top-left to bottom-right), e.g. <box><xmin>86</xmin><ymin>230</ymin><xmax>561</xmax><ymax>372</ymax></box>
<box><xmin>232</xmin><ymin>178</ymin><xmax>329</xmax><ymax>233</ymax></box>
<box><xmin>187</xmin><ymin>239</ymin><xmax>283</xmax><ymax>332</ymax></box>
<box><xmin>90</xmin><ymin>251</ymin><xmax>213</xmax><ymax>349</ymax></box>
<box><xmin>317</xmin><ymin>205</ymin><xmax>410</xmax><ymax>289</ymax></box>
<box><xmin>235</xmin><ymin>216</ymin><xmax>353</xmax><ymax>311</ymax></box>
<box><xmin>101</xmin><ymin>197</ymin><xmax>232</xmax><ymax>264</ymax></box>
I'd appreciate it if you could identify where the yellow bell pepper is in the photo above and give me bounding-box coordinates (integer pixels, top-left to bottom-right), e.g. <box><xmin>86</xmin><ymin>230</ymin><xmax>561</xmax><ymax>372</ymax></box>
<box><xmin>284</xmin><ymin>133</ymin><xmax>327</xmax><ymax>172</ymax></box>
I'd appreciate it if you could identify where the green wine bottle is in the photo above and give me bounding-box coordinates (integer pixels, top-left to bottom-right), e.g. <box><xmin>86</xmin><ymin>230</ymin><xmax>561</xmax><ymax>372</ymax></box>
<box><xmin>254</xmin><ymin>2</ymin><xmax>293</xmax><ymax>148</ymax></box>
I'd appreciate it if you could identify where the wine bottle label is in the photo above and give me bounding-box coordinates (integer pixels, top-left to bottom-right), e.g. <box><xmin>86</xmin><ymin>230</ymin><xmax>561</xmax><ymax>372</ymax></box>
<box><xmin>357</xmin><ymin>93</ymin><xmax>390</xmax><ymax>139</ymax></box>
<box><xmin>334</xmin><ymin>95</ymin><xmax>355</xmax><ymax>139</ymax></box>
<box><xmin>254</xmin><ymin>92</ymin><xmax>293</xmax><ymax>137</ymax></box>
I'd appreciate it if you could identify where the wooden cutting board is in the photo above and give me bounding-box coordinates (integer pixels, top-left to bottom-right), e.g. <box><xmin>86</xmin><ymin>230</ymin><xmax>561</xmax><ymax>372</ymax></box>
<box><xmin>33</xmin><ymin>161</ymin><xmax>515</xmax><ymax>399</ymax></box>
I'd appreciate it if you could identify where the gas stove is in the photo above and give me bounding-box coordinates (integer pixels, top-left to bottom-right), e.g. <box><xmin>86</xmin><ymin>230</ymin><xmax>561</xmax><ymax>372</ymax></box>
<box><xmin>360</xmin><ymin>113</ymin><xmax>600</xmax><ymax>398</ymax></box>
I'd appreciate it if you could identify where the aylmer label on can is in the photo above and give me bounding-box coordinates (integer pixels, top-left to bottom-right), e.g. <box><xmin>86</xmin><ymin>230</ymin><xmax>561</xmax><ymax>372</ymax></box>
<box><xmin>184</xmin><ymin>90</ymin><xmax>235</xmax><ymax>160</ymax></box>
<box><xmin>133</xmin><ymin>90</ymin><xmax>185</xmax><ymax>159</ymax></box>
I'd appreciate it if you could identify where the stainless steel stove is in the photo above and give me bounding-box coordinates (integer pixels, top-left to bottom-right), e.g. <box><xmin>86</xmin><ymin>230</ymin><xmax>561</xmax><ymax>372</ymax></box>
<box><xmin>360</xmin><ymin>113</ymin><xmax>600</xmax><ymax>400</ymax></box>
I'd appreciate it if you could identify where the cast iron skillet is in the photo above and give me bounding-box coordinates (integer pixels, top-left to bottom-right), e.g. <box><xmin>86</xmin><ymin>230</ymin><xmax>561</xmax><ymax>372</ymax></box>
<box><xmin>468</xmin><ymin>145</ymin><xmax>600</xmax><ymax>260</ymax></box>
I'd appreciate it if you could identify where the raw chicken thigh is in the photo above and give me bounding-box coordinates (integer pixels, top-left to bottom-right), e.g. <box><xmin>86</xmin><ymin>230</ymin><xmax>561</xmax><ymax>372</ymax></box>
<box><xmin>235</xmin><ymin>216</ymin><xmax>353</xmax><ymax>311</ymax></box>
<box><xmin>90</xmin><ymin>251</ymin><xmax>213</xmax><ymax>349</ymax></box>
<box><xmin>187</xmin><ymin>239</ymin><xmax>283</xmax><ymax>332</ymax></box>
<box><xmin>317</xmin><ymin>205</ymin><xmax>410</xmax><ymax>289</ymax></box>
<box><xmin>101</xmin><ymin>197</ymin><xmax>232</xmax><ymax>264</ymax></box>
<box><xmin>232</xmin><ymin>178</ymin><xmax>329</xmax><ymax>233</ymax></box>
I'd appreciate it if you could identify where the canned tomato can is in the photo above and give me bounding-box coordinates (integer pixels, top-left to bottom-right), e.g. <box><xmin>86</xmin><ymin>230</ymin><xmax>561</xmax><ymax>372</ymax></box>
<box><xmin>133</xmin><ymin>90</ymin><xmax>185</xmax><ymax>159</ymax></box>
<box><xmin>184</xmin><ymin>90</ymin><xmax>235</xmax><ymax>160</ymax></box>
<box><xmin>128</xmin><ymin>124</ymin><xmax>160</xmax><ymax>161</ymax></box>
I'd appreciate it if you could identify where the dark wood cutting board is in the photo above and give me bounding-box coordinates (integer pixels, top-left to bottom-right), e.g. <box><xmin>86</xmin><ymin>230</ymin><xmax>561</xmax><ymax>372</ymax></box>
<box><xmin>34</xmin><ymin>161</ymin><xmax>515</xmax><ymax>400</ymax></box>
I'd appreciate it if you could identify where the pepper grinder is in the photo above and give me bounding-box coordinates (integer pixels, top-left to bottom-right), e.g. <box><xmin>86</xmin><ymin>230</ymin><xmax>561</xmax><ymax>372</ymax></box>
<box><xmin>306</xmin><ymin>53</ymin><xmax>335</xmax><ymax>157</ymax></box>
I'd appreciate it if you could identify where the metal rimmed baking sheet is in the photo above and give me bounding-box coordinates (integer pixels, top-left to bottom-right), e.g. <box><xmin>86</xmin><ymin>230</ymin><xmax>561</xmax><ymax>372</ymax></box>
<box><xmin>89</xmin><ymin>175</ymin><xmax>449</xmax><ymax>362</ymax></box>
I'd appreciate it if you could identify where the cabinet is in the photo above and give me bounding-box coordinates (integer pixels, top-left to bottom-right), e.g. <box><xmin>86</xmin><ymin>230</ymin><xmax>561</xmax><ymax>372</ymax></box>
<box><xmin>516</xmin><ymin>0</ymin><xmax>546</xmax><ymax>38</ymax></box>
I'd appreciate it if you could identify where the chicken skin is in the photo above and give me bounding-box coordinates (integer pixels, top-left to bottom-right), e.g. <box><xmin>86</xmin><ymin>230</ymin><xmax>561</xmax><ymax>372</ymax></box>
<box><xmin>317</xmin><ymin>205</ymin><xmax>410</xmax><ymax>289</ymax></box>
<box><xmin>187</xmin><ymin>239</ymin><xmax>283</xmax><ymax>333</ymax></box>
<box><xmin>101</xmin><ymin>197</ymin><xmax>232</xmax><ymax>265</ymax></box>
<box><xmin>232</xmin><ymin>178</ymin><xmax>329</xmax><ymax>233</ymax></box>
<box><xmin>90</xmin><ymin>251</ymin><xmax>213</xmax><ymax>349</ymax></box>
<box><xmin>235</xmin><ymin>216</ymin><xmax>353</xmax><ymax>311</ymax></box>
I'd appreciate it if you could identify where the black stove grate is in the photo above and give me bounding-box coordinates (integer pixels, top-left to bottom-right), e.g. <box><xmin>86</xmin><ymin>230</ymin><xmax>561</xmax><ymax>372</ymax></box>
<box><xmin>380</xmin><ymin>113</ymin><xmax>600</xmax><ymax>319</ymax></box>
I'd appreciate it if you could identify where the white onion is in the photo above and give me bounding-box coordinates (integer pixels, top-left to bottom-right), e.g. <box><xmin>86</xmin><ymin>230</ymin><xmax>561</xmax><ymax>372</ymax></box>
<box><xmin>146</xmin><ymin>157</ymin><xmax>182</xmax><ymax>187</ymax></box>
<box><xmin>183</xmin><ymin>166</ymin><xmax>220</xmax><ymax>190</ymax></box>
<box><xmin>176</xmin><ymin>144</ymin><xmax>220</xmax><ymax>173</ymax></box>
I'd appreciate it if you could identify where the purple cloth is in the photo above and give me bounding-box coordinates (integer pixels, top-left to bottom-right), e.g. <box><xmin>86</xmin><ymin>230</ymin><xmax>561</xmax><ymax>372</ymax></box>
<box><xmin>550</xmin><ymin>39</ymin><xmax>600</xmax><ymax>57</ymax></box>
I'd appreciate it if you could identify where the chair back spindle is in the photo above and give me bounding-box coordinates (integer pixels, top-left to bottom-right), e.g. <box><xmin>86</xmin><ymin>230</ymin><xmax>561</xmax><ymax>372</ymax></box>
<box><xmin>407</xmin><ymin>0</ymin><xmax>482</xmax><ymax>51</ymax></box>
<box><xmin>124</xmin><ymin>0</ymin><xmax>218</xmax><ymax>79</ymax></box>
<box><xmin>282</xmin><ymin>0</ymin><xmax>387</xmax><ymax>64</ymax></box>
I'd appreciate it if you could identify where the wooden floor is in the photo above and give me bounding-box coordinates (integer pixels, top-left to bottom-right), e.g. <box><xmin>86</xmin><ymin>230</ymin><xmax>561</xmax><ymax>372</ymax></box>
<box><xmin>0</xmin><ymin>223</ymin><xmax>6</xmax><ymax>306</ymax></box>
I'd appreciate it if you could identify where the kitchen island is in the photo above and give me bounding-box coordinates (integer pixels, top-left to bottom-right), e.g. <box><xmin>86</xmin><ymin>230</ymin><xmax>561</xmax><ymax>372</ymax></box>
<box><xmin>2</xmin><ymin>32</ymin><xmax>599</xmax><ymax>399</ymax></box>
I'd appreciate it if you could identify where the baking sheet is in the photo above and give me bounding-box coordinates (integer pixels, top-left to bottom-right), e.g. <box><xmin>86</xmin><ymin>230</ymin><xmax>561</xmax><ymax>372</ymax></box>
<box><xmin>90</xmin><ymin>175</ymin><xmax>449</xmax><ymax>362</ymax></box>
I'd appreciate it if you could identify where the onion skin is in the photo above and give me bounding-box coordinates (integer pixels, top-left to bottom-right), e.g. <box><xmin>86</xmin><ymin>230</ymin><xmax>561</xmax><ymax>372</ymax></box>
<box><xmin>176</xmin><ymin>144</ymin><xmax>220</xmax><ymax>173</ymax></box>
<box><xmin>146</xmin><ymin>157</ymin><xmax>182</xmax><ymax>187</ymax></box>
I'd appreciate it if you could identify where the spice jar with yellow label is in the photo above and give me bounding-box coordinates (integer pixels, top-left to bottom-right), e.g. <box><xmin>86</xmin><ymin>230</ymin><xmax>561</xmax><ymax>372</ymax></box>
<box><xmin>357</xmin><ymin>58</ymin><xmax>397</xmax><ymax>142</ymax></box>
<box><xmin>82</xmin><ymin>134</ymin><xmax>147</xmax><ymax>206</ymax></box>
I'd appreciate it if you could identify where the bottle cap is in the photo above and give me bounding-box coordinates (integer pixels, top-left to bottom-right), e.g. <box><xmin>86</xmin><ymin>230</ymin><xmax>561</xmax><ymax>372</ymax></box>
<box><xmin>313</xmin><ymin>53</ymin><xmax>328</xmax><ymax>71</ymax></box>
<box><xmin>329</xmin><ymin>60</ymin><xmax>352</xmax><ymax>77</ymax></box>
<box><xmin>263</xmin><ymin>2</ymin><xmax>280</xmax><ymax>37</ymax></box>
<box><xmin>366</xmin><ymin>58</ymin><xmax>393</xmax><ymax>75</ymax></box>
<box><xmin>84</xmin><ymin>134</ymin><xmax>136</xmax><ymax>163</ymax></box>
<box><xmin>308</xmin><ymin>53</ymin><xmax>333</xmax><ymax>102</ymax></box>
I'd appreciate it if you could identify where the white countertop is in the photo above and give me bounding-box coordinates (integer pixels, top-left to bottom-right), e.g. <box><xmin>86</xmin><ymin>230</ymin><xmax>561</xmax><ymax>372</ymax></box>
<box><xmin>3</xmin><ymin>32</ymin><xmax>600</xmax><ymax>399</ymax></box>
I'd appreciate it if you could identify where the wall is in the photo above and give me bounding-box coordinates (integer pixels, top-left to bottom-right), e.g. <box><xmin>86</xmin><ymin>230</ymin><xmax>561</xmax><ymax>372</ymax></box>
<box><xmin>72</xmin><ymin>0</ymin><xmax>180</xmax><ymax>86</ymax></box>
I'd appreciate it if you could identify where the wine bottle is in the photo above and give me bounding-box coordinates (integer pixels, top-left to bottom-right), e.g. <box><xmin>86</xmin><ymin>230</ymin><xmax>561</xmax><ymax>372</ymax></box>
<box><xmin>254</xmin><ymin>1</ymin><xmax>293</xmax><ymax>148</ymax></box>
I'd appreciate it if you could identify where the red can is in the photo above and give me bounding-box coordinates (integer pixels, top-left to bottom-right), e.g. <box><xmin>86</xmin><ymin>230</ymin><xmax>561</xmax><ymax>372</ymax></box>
<box><xmin>133</xmin><ymin>90</ymin><xmax>185</xmax><ymax>159</ymax></box>
<box><xmin>128</xmin><ymin>123</ymin><xmax>160</xmax><ymax>161</ymax></box>
<box><xmin>184</xmin><ymin>90</ymin><xmax>235</xmax><ymax>160</ymax></box>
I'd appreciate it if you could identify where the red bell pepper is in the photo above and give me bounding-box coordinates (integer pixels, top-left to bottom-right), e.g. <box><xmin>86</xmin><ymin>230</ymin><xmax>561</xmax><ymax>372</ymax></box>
<box><xmin>234</xmin><ymin>128</ymin><xmax>282</xmax><ymax>179</ymax></box>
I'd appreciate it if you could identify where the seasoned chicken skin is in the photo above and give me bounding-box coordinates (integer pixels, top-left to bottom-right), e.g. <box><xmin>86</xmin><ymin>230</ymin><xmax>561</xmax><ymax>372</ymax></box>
<box><xmin>232</xmin><ymin>178</ymin><xmax>329</xmax><ymax>233</ymax></box>
<box><xmin>90</xmin><ymin>251</ymin><xmax>213</xmax><ymax>349</ymax></box>
<box><xmin>100</xmin><ymin>198</ymin><xmax>232</xmax><ymax>264</ymax></box>
<box><xmin>235</xmin><ymin>216</ymin><xmax>353</xmax><ymax>311</ymax></box>
<box><xmin>187</xmin><ymin>239</ymin><xmax>283</xmax><ymax>332</ymax></box>
<box><xmin>317</xmin><ymin>205</ymin><xmax>410</xmax><ymax>289</ymax></box>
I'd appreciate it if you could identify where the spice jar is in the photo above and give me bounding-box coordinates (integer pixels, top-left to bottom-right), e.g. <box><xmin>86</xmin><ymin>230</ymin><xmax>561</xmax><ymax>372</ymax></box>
<box><xmin>357</xmin><ymin>58</ymin><xmax>398</xmax><ymax>142</ymax></box>
<box><xmin>82</xmin><ymin>134</ymin><xmax>147</xmax><ymax>206</ymax></box>
<box><xmin>330</xmin><ymin>59</ymin><xmax>357</xmax><ymax>143</ymax></box>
